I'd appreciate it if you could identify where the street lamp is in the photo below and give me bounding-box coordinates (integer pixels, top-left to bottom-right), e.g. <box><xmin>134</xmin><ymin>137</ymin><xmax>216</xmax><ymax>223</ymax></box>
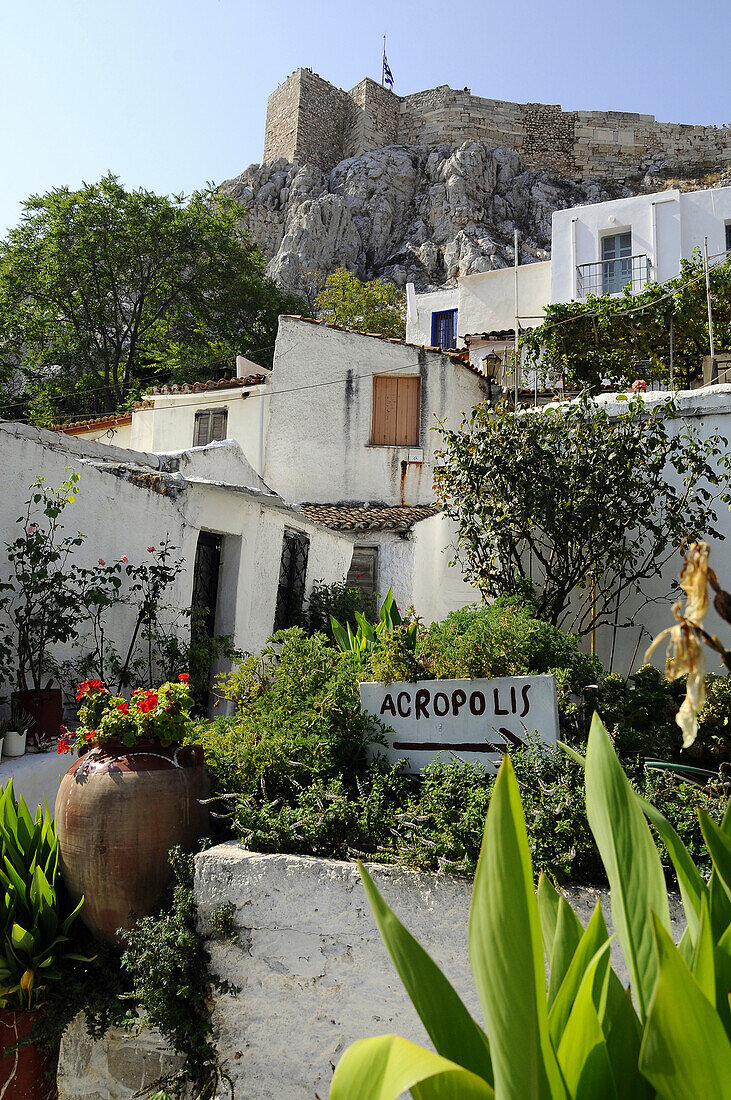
<box><xmin>482</xmin><ymin>349</ymin><xmax>501</xmax><ymax>402</ymax></box>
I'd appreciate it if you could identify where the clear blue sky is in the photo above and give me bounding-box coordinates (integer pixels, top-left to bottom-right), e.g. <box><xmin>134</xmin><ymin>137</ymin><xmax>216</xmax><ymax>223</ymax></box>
<box><xmin>1</xmin><ymin>0</ymin><xmax>729</xmax><ymax>236</ymax></box>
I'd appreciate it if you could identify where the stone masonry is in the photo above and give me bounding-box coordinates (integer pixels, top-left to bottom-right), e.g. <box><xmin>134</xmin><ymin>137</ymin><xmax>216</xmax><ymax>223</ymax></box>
<box><xmin>264</xmin><ymin>68</ymin><xmax>731</xmax><ymax>183</ymax></box>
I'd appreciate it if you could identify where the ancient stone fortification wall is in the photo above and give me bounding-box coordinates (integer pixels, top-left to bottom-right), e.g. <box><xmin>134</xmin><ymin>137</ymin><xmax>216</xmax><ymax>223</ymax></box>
<box><xmin>263</xmin><ymin>69</ymin><xmax>731</xmax><ymax>182</ymax></box>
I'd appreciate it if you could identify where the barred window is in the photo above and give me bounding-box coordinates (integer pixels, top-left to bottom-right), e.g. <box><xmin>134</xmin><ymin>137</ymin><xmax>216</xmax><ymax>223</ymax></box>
<box><xmin>273</xmin><ymin>529</ymin><xmax>310</xmax><ymax>632</ymax></box>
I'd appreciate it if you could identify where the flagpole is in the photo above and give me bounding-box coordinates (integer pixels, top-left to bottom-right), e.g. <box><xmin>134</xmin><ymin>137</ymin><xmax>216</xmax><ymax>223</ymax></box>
<box><xmin>382</xmin><ymin>35</ymin><xmax>386</xmax><ymax>87</ymax></box>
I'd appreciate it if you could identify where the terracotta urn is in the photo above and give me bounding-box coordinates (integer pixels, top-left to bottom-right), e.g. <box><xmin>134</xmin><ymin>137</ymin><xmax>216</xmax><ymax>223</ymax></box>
<box><xmin>0</xmin><ymin>1009</ymin><xmax>57</xmax><ymax>1100</ymax></box>
<box><xmin>54</xmin><ymin>741</ymin><xmax>209</xmax><ymax>945</ymax></box>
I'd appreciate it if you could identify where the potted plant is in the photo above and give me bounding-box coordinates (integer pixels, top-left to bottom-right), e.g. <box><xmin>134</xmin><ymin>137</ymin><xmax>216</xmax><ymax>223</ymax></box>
<box><xmin>0</xmin><ymin>779</ymin><xmax>90</xmax><ymax>1100</ymax></box>
<box><xmin>3</xmin><ymin>713</ymin><xmax>33</xmax><ymax>759</ymax></box>
<box><xmin>0</xmin><ymin>475</ymin><xmax>86</xmax><ymax>749</ymax></box>
<box><xmin>55</xmin><ymin>675</ymin><xmax>209</xmax><ymax>946</ymax></box>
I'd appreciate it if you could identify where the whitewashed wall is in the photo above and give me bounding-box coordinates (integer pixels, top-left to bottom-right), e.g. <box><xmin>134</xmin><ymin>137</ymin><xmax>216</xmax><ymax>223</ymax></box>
<box><xmin>405</xmin><ymin>287</ymin><xmax>459</xmax><ymax>346</ymax></box>
<box><xmin>130</xmin><ymin>383</ymin><xmax>268</xmax><ymax>464</ymax></box>
<box><xmin>411</xmin><ymin>513</ymin><xmax>482</xmax><ymax>624</ymax></box>
<box><xmin>457</xmin><ymin>261</ymin><xmax>551</xmax><ymax>337</ymax></box>
<box><xmin>262</xmin><ymin>319</ymin><xmax>488</xmax><ymax>506</ymax></box>
<box><xmin>0</xmin><ymin>425</ymin><xmax>353</xmax><ymax>705</ymax></box>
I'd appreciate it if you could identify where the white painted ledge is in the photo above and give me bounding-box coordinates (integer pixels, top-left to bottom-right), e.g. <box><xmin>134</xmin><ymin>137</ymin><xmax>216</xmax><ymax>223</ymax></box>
<box><xmin>0</xmin><ymin>750</ymin><xmax>67</xmax><ymax>815</ymax></box>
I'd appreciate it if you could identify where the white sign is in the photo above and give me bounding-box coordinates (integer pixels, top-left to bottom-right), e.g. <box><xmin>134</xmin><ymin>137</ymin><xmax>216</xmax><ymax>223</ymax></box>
<box><xmin>359</xmin><ymin>676</ymin><xmax>559</xmax><ymax>771</ymax></box>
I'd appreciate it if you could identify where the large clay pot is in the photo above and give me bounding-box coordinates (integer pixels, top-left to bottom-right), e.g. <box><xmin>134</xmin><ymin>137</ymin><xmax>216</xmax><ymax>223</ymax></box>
<box><xmin>0</xmin><ymin>1009</ymin><xmax>57</xmax><ymax>1100</ymax></box>
<box><xmin>54</xmin><ymin>742</ymin><xmax>209</xmax><ymax>945</ymax></box>
<box><xmin>11</xmin><ymin>689</ymin><xmax>63</xmax><ymax>749</ymax></box>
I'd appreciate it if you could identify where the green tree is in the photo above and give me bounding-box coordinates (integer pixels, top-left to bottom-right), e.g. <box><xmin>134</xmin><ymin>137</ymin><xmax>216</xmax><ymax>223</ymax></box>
<box><xmin>523</xmin><ymin>255</ymin><xmax>731</xmax><ymax>390</ymax></box>
<box><xmin>0</xmin><ymin>174</ymin><xmax>305</xmax><ymax>421</ymax></box>
<box><xmin>315</xmin><ymin>267</ymin><xmax>406</xmax><ymax>338</ymax></box>
<box><xmin>433</xmin><ymin>394</ymin><xmax>729</xmax><ymax>635</ymax></box>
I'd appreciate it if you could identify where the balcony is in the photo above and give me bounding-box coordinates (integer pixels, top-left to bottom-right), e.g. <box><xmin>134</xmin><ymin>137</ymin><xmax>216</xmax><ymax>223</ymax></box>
<box><xmin>576</xmin><ymin>254</ymin><xmax>651</xmax><ymax>299</ymax></box>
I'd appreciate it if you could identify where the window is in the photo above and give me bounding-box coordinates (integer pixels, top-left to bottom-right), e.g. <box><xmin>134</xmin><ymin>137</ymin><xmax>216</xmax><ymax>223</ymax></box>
<box><xmin>726</xmin><ymin>223</ymin><xmax>731</xmax><ymax>254</ymax></box>
<box><xmin>601</xmin><ymin>232</ymin><xmax>632</xmax><ymax>295</ymax></box>
<box><xmin>346</xmin><ymin>546</ymin><xmax>378</xmax><ymax>603</ymax></box>
<box><xmin>371</xmin><ymin>376</ymin><xmax>420</xmax><ymax>446</ymax></box>
<box><xmin>273</xmin><ymin>529</ymin><xmax>310</xmax><ymax>632</ymax></box>
<box><xmin>431</xmin><ymin>309</ymin><xmax>458</xmax><ymax>349</ymax></box>
<box><xmin>193</xmin><ymin>408</ymin><xmax>228</xmax><ymax>447</ymax></box>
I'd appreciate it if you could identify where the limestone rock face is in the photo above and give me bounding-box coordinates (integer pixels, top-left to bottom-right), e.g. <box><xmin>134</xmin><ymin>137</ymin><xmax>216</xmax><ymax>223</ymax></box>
<box><xmin>221</xmin><ymin>140</ymin><xmax>629</xmax><ymax>295</ymax></box>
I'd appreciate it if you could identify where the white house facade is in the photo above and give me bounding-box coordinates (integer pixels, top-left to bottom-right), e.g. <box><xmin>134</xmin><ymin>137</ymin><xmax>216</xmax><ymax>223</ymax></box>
<box><xmin>551</xmin><ymin>183</ymin><xmax>731</xmax><ymax>303</ymax></box>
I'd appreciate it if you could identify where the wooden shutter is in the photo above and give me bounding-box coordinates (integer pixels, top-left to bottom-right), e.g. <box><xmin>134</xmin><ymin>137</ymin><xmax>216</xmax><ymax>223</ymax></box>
<box><xmin>347</xmin><ymin>547</ymin><xmax>378</xmax><ymax>600</ymax></box>
<box><xmin>371</xmin><ymin>376</ymin><xmax>420</xmax><ymax>445</ymax></box>
<box><xmin>193</xmin><ymin>408</ymin><xmax>228</xmax><ymax>446</ymax></box>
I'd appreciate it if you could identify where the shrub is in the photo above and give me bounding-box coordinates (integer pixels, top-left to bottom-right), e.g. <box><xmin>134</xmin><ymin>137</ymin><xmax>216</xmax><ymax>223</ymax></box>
<box><xmin>303</xmin><ymin>580</ymin><xmax>377</xmax><ymax>641</ymax></box>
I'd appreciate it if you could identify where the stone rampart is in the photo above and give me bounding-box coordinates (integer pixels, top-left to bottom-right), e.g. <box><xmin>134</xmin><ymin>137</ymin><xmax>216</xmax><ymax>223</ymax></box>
<box><xmin>263</xmin><ymin>69</ymin><xmax>731</xmax><ymax>183</ymax></box>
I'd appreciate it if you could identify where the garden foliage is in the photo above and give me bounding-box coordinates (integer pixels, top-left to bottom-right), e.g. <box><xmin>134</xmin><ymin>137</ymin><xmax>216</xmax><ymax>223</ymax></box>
<box><xmin>434</xmin><ymin>393</ymin><xmax>729</xmax><ymax>635</ymax></box>
<box><xmin>330</xmin><ymin>715</ymin><xmax>731</xmax><ymax>1100</ymax></box>
<box><xmin>314</xmin><ymin>267</ymin><xmax>406</xmax><ymax>339</ymax></box>
<box><xmin>200</xmin><ymin>610</ymin><xmax>728</xmax><ymax>883</ymax></box>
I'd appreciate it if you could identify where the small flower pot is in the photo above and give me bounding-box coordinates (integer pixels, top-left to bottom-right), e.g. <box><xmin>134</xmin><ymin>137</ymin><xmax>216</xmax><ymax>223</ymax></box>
<box><xmin>3</xmin><ymin>730</ymin><xmax>26</xmax><ymax>757</ymax></box>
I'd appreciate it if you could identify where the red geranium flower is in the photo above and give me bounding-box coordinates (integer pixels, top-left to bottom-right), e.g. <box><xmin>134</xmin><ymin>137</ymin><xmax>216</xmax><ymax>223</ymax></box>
<box><xmin>85</xmin><ymin>729</ymin><xmax>96</xmax><ymax>741</ymax></box>
<box><xmin>117</xmin><ymin>702</ymin><xmax>129</xmax><ymax>715</ymax></box>
<box><xmin>76</xmin><ymin>678</ymin><xmax>106</xmax><ymax>701</ymax></box>
<box><xmin>135</xmin><ymin>691</ymin><xmax>159</xmax><ymax>714</ymax></box>
<box><xmin>178</xmin><ymin>673</ymin><xmax>190</xmax><ymax>683</ymax></box>
<box><xmin>57</xmin><ymin>738</ymin><xmax>71</xmax><ymax>755</ymax></box>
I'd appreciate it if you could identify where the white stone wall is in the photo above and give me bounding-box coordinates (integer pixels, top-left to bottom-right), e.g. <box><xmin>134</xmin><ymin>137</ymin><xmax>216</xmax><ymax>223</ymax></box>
<box><xmin>129</xmin><ymin>383</ymin><xmax>267</xmax><ymax>467</ymax></box>
<box><xmin>190</xmin><ymin>844</ymin><xmax>685</xmax><ymax>1100</ymax></box>
<box><xmin>405</xmin><ymin>288</ymin><xmax>459</xmax><ymax>347</ymax></box>
<box><xmin>411</xmin><ymin>513</ymin><xmax>482</xmax><ymax>625</ymax></box>
<box><xmin>262</xmin><ymin>319</ymin><xmax>488</xmax><ymax>506</ymax></box>
<box><xmin>457</xmin><ymin>261</ymin><xmax>552</xmax><ymax>337</ymax></box>
<box><xmin>0</xmin><ymin>425</ymin><xmax>353</xmax><ymax>708</ymax></box>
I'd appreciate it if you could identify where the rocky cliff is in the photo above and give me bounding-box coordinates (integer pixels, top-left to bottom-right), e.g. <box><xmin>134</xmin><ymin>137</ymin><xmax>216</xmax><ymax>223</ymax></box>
<box><xmin>220</xmin><ymin>140</ymin><xmax>632</xmax><ymax>296</ymax></box>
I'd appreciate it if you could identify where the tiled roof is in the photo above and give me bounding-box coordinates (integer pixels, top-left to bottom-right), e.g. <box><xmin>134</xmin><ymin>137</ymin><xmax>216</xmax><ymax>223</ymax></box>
<box><xmin>300</xmin><ymin>502</ymin><xmax>438</xmax><ymax>531</ymax></box>
<box><xmin>51</xmin><ymin>412</ymin><xmax>133</xmax><ymax>435</ymax></box>
<box><xmin>145</xmin><ymin>375</ymin><xmax>267</xmax><ymax>396</ymax></box>
<box><xmin>464</xmin><ymin>329</ymin><xmax>516</xmax><ymax>341</ymax></box>
<box><xmin>280</xmin><ymin>315</ymin><xmax>485</xmax><ymax>377</ymax></box>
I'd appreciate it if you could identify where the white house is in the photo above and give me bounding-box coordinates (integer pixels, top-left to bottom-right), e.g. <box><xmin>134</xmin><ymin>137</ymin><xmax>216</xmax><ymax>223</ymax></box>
<box><xmin>405</xmin><ymin>262</ymin><xmax>552</xmax><ymax>388</ymax></box>
<box><xmin>551</xmin><ymin>183</ymin><xmax>731</xmax><ymax>304</ymax></box>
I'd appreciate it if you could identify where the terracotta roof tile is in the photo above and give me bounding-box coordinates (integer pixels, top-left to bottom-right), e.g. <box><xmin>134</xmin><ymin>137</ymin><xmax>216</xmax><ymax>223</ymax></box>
<box><xmin>300</xmin><ymin>502</ymin><xmax>438</xmax><ymax>531</ymax></box>
<box><xmin>51</xmin><ymin>412</ymin><xmax>133</xmax><ymax>434</ymax></box>
<box><xmin>146</xmin><ymin>375</ymin><xmax>266</xmax><ymax>397</ymax></box>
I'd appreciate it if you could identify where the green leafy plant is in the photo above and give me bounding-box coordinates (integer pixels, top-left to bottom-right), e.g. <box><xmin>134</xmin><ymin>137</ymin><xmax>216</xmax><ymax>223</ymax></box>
<box><xmin>119</xmin><ymin>848</ymin><xmax>235</xmax><ymax>1099</ymax></box>
<box><xmin>303</xmin><ymin>579</ymin><xmax>377</xmax><ymax>642</ymax></box>
<box><xmin>331</xmin><ymin>588</ymin><xmax>418</xmax><ymax>662</ymax></box>
<box><xmin>314</xmin><ymin>267</ymin><xmax>406</xmax><ymax>339</ymax></box>
<box><xmin>0</xmin><ymin>474</ymin><xmax>85</xmax><ymax>693</ymax></box>
<box><xmin>58</xmin><ymin>674</ymin><xmax>193</xmax><ymax>755</ymax></box>
<box><xmin>330</xmin><ymin>714</ymin><xmax>731</xmax><ymax>1098</ymax></box>
<box><xmin>434</xmin><ymin>393</ymin><xmax>729</xmax><ymax>636</ymax></box>
<box><xmin>0</xmin><ymin>780</ymin><xmax>90</xmax><ymax>1010</ymax></box>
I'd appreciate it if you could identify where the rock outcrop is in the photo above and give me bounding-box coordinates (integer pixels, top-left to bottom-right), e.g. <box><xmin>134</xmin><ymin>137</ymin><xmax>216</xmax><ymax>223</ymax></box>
<box><xmin>221</xmin><ymin>140</ymin><xmax>630</xmax><ymax>295</ymax></box>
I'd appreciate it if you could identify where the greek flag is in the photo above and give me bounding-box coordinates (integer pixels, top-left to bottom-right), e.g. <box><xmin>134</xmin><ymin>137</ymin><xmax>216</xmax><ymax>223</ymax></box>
<box><xmin>383</xmin><ymin>54</ymin><xmax>394</xmax><ymax>89</ymax></box>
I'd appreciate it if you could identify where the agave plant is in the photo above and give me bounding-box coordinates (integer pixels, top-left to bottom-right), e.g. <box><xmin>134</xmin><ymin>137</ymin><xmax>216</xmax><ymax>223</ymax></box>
<box><xmin>0</xmin><ymin>780</ymin><xmax>89</xmax><ymax>1009</ymax></box>
<box><xmin>330</xmin><ymin>714</ymin><xmax>731</xmax><ymax>1099</ymax></box>
<box><xmin>331</xmin><ymin>588</ymin><xmax>418</xmax><ymax>660</ymax></box>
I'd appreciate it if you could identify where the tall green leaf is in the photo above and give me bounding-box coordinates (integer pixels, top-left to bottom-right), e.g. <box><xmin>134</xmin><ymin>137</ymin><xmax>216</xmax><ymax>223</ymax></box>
<box><xmin>548</xmin><ymin>902</ymin><xmax>611</xmax><ymax>1046</ymax></box>
<box><xmin>640</xmin><ymin>917</ymin><xmax>731</xmax><ymax>1100</ymax></box>
<box><xmin>547</xmin><ymin>898</ymin><xmax>583</xmax><ymax>1008</ymax></box>
<box><xmin>469</xmin><ymin>755</ymin><xmax>565</xmax><ymax>1100</ymax></box>
<box><xmin>699</xmin><ymin>811</ymin><xmax>731</xmax><ymax>904</ymax></box>
<box><xmin>636</xmin><ymin>792</ymin><xmax>706</xmax><ymax>939</ymax></box>
<box><xmin>556</xmin><ymin>945</ymin><xmax>617</xmax><ymax>1100</ymax></box>
<box><xmin>329</xmin><ymin>1034</ymin><xmax>495</xmax><ymax>1100</ymax></box>
<box><xmin>537</xmin><ymin>874</ymin><xmax>561</xmax><ymax>961</ymax></box>
<box><xmin>358</xmin><ymin>862</ymin><xmax>492</xmax><ymax>1084</ymax></box>
<box><xmin>584</xmin><ymin>714</ymin><xmax>669</xmax><ymax>1020</ymax></box>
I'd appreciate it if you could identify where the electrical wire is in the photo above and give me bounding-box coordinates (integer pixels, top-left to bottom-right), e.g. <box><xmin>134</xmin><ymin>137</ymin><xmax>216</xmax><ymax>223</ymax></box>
<box><xmin>1</xmin><ymin>247</ymin><xmax>730</xmax><ymax>421</ymax></box>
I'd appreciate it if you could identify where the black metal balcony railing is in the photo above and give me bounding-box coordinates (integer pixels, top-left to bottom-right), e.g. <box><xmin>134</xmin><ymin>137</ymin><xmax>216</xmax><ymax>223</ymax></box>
<box><xmin>576</xmin><ymin>254</ymin><xmax>651</xmax><ymax>298</ymax></box>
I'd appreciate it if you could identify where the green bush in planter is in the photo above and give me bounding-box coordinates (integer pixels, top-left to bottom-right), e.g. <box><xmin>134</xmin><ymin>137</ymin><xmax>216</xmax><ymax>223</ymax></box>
<box><xmin>330</xmin><ymin>715</ymin><xmax>731</xmax><ymax>1099</ymax></box>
